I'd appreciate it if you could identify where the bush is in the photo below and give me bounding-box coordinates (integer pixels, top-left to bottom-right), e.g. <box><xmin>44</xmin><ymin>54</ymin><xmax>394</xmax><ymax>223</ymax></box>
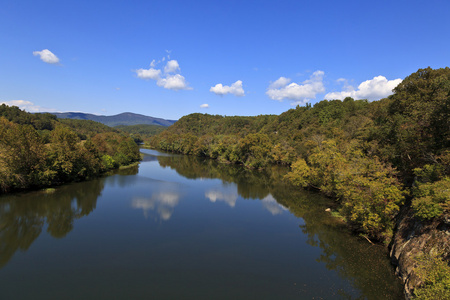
<box><xmin>412</xmin><ymin>177</ymin><xmax>450</xmax><ymax>220</ymax></box>
<box><xmin>414</xmin><ymin>254</ymin><xmax>450</xmax><ymax>300</ymax></box>
<box><xmin>285</xmin><ymin>139</ymin><xmax>404</xmax><ymax>240</ymax></box>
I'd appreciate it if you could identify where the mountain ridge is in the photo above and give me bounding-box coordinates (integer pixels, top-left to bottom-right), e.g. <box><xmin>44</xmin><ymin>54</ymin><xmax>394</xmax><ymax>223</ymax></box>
<box><xmin>48</xmin><ymin>111</ymin><xmax>177</xmax><ymax>127</ymax></box>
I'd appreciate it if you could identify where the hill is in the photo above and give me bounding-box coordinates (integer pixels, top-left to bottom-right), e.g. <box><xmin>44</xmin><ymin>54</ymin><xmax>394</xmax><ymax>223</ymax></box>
<box><xmin>115</xmin><ymin>124</ymin><xmax>166</xmax><ymax>139</ymax></box>
<box><xmin>50</xmin><ymin>112</ymin><xmax>177</xmax><ymax>127</ymax></box>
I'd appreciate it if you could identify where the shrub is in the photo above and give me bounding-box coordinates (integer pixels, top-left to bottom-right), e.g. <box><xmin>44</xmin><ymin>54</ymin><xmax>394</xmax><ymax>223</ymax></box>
<box><xmin>414</xmin><ymin>254</ymin><xmax>450</xmax><ymax>300</ymax></box>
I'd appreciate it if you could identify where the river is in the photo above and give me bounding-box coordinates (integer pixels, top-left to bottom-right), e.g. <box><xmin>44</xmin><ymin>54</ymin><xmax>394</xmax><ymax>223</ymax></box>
<box><xmin>0</xmin><ymin>149</ymin><xmax>404</xmax><ymax>299</ymax></box>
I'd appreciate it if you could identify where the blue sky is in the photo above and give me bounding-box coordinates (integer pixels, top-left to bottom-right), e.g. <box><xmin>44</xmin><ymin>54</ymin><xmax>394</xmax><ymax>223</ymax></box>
<box><xmin>1</xmin><ymin>0</ymin><xmax>449</xmax><ymax>120</ymax></box>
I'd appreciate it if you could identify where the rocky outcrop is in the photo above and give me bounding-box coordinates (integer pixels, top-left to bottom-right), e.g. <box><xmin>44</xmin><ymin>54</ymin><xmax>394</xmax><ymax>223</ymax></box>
<box><xmin>390</xmin><ymin>205</ymin><xmax>450</xmax><ymax>299</ymax></box>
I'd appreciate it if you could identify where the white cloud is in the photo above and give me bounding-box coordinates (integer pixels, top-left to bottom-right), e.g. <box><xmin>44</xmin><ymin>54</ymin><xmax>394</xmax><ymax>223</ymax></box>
<box><xmin>200</xmin><ymin>104</ymin><xmax>209</xmax><ymax>108</ymax></box>
<box><xmin>266</xmin><ymin>71</ymin><xmax>325</xmax><ymax>104</ymax></box>
<box><xmin>164</xmin><ymin>60</ymin><xmax>180</xmax><ymax>73</ymax></box>
<box><xmin>135</xmin><ymin>68</ymin><xmax>161</xmax><ymax>80</ymax></box>
<box><xmin>210</xmin><ymin>80</ymin><xmax>245</xmax><ymax>96</ymax></box>
<box><xmin>157</xmin><ymin>74</ymin><xmax>191</xmax><ymax>90</ymax></box>
<box><xmin>135</xmin><ymin>58</ymin><xmax>191</xmax><ymax>91</ymax></box>
<box><xmin>0</xmin><ymin>100</ymin><xmax>52</xmax><ymax>112</ymax></box>
<box><xmin>325</xmin><ymin>75</ymin><xmax>402</xmax><ymax>101</ymax></box>
<box><xmin>33</xmin><ymin>49</ymin><xmax>60</xmax><ymax>64</ymax></box>
<box><xmin>268</xmin><ymin>77</ymin><xmax>291</xmax><ymax>89</ymax></box>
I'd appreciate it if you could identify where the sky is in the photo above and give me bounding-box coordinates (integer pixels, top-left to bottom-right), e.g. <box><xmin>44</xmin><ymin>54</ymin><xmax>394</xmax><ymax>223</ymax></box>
<box><xmin>1</xmin><ymin>0</ymin><xmax>449</xmax><ymax>120</ymax></box>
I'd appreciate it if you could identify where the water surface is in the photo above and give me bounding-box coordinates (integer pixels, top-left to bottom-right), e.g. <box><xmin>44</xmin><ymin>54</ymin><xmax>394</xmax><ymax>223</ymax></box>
<box><xmin>0</xmin><ymin>149</ymin><xmax>403</xmax><ymax>299</ymax></box>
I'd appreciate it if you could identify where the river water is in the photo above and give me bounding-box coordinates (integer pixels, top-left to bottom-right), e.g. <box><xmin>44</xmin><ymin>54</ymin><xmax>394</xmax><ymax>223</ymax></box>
<box><xmin>0</xmin><ymin>149</ymin><xmax>403</xmax><ymax>299</ymax></box>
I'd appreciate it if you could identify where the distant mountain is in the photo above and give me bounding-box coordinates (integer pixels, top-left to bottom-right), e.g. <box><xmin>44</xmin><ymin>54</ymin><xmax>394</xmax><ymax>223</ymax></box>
<box><xmin>49</xmin><ymin>112</ymin><xmax>177</xmax><ymax>127</ymax></box>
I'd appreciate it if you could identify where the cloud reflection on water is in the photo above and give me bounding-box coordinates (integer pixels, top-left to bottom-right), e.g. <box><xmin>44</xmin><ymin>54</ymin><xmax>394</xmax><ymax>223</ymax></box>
<box><xmin>261</xmin><ymin>194</ymin><xmax>288</xmax><ymax>215</ymax></box>
<box><xmin>132</xmin><ymin>191</ymin><xmax>180</xmax><ymax>221</ymax></box>
<box><xmin>205</xmin><ymin>187</ymin><xmax>287</xmax><ymax>216</ymax></box>
<box><xmin>205</xmin><ymin>189</ymin><xmax>238</xmax><ymax>207</ymax></box>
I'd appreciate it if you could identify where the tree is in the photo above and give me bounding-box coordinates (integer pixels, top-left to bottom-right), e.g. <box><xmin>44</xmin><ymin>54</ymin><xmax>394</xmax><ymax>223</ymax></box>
<box><xmin>0</xmin><ymin>118</ymin><xmax>50</xmax><ymax>191</ymax></box>
<box><xmin>381</xmin><ymin>67</ymin><xmax>450</xmax><ymax>177</ymax></box>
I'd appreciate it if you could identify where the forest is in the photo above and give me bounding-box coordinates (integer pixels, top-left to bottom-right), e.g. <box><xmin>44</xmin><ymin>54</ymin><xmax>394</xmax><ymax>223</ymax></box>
<box><xmin>0</xmin><ymin>105</ymin><xmax>141</xmax><ymax>193</ymax></box>
<box><xmin>148</xmin><ymin>67</ymin><xmax>450</xmax><ymax>298</ymax></box>
<box><xmin>115</xmin><ymin>123</ymin><xmax>166</xmax><ymax>143</ymax></box>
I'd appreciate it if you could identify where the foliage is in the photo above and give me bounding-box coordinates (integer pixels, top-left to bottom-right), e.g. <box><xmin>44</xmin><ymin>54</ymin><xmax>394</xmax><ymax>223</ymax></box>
<box><xmin>414</xmin><ymin>253</ymin><xmax>450</xmax><ymax>300</ymax></box>
<box><xmin>286</xmin><ymin>139</ymin><xmax>404</xmax><ymax>239</ymax></box>
<box><xmin>0</xmin><ymin>106</ymin><xmax>141</xmax><ymax>193</ymax></box>
<box><xmin>58</xmin><ymin>118</ymin><xmax>120</xmax><ymax>140</ymax></box>
<box><xmin>0</xmin><ymin>104</ymin><xmax>56</xmax><ymax>130</ymax></box>
<box><xmin>412</xmin><ymin>176</ymin><xmax>450</xmax><ymax>220</ymax></box>
<box><xmin>284</xmin><ymin>158</ymin><xmax>310</xmax><ymax>187</ymax></box>
<box><xmin>115</xmin><ymin>124</ymin><xmax>167</xmax><ymax>141</ymax></box>
<box><xmin>374</xmin><ymin>67</ymin><xmax>450</xmax><ymax>178</ymax></box>
<box><xmin>0</xmin><ymin>118</ymin><xmax>50</xmax><ymax>190</ymax></box>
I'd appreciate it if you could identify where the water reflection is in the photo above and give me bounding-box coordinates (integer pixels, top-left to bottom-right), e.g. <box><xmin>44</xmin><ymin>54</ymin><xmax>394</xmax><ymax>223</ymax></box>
<box><xmin>272</xmin><ymin>186</ymin><xmax>404</xmax><ymax>299</ymax></box>
<box><xmin>156</xmin><ymin>154</ymin><xmax>286</xmax><ymax>199</ymax></box>
<box><xmin>205</xmin><ymin>189</ymin><xmax>238</xmax><ymax>208</ymax></box>
<box><xmin>0</xmin><ymin>166</ymin><xmax>138</xmax><ymax>269</ymax></box>
<box><xmin>0</xmin><ymin>179</ymin><xmax>104</xmax><ymax>268</ymax></box>
<box><xmin>132</xmin><ymin>190</ymin><xmax>181</xmax><ymax>221</ymax></box>
<box><xmin>151</xmin><ymin>151</ymin><xmax>404</xmax><ymax>299</ymax></box>
<box><xmin>0</xmin><ymin>150</ymin><xmax>403</xmax><ymax>299</ymax></box>
<box><xmin>260</xmin><ymin>194</ymin><xmax>287</xmax><ymax>215</ymax></box>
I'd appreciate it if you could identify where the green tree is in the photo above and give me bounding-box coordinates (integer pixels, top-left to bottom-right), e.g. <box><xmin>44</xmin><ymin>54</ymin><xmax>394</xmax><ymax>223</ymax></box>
<box><xmin>379</xmin><ymin>67</ymin><xmax>450</xmax><ymax>176</ymax></box>
<box><xmin>0</xmin><ymin>118</ymin><xmax>51</xmax><ymax>191</ymax></box>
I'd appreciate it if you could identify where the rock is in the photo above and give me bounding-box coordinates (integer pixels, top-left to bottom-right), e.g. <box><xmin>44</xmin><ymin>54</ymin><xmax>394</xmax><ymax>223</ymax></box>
<box><xmin>390</xmin><ymin>205</ymin><xmax>450</xmax><ymax>299</ymax></box>
<box><xmin>325</xmin><ymin>208</ymin><xmax>331</xmax><ymax>212</ymax></box>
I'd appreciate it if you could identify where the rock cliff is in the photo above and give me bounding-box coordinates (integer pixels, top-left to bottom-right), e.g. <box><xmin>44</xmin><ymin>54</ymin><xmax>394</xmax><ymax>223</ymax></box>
<box><xmin>390</xmin><ymin>205</ymin><xmax>450</xmax><ymax>299</ymax></box>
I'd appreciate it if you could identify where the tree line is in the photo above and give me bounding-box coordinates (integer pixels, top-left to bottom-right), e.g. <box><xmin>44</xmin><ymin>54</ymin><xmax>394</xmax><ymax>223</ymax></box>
<box><xmin>0</xmin><ymin>105</ymin><xmax>141</xmax><ymax>193</ymax></box>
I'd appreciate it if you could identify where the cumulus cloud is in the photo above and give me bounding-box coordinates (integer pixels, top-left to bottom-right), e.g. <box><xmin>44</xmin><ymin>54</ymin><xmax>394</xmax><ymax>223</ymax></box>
<box><xmin>269</xmin><ymin>77</ymin><xmax>291</xmax><ymax>89</ymax></box>
<box><xmin>135</xmin><ymin>68</ymin><xmax>161</xmax><ymax>80</ymax></box>
<box><xmin>157</xmin><ymin>74</ymin><xmax>191</xmax><ymax>91</ymax></box>
<box><xmin>210</xmin><ymin>80</ymin><xmax>245</xmax><ymax>96</ymax></box>
<box><xmin>0</xmin><ymin>100</ymin><xmax>52</xmax><ymax>112</ymax></box>
<box><xmin>134</xmin><ymin>58</ymin><xmax>191</xmax><ymax>91</ymax></box>
<box><xmin>33</xmin><ymin>49</ymin><xmax>60</xmax><ymax>64</ymax></box>
<box><xmin>200</xmin><ymin>104</ymin><xmax>209</xmax><ymax>108</ymax></box>
<box><xmin>325</xmin><ymin>76</ymin><xmax>402</xmax><ymax>101</ymax></box>
<box><xmin>164</xmin><ymin>60</ymin><xmax>180</xmax><ymax>73</ymax></box>
<box><xmin>266</xmin><ymin>71</ymin><xmax>325</xmax><ymax>104</ymax></box>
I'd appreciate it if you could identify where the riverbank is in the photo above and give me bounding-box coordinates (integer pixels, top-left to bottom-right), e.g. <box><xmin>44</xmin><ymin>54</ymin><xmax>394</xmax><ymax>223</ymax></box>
<box><xmin>390</xmin><ymin>205</ymin><xmax>450</xmax><ymax>299</ymax></box>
